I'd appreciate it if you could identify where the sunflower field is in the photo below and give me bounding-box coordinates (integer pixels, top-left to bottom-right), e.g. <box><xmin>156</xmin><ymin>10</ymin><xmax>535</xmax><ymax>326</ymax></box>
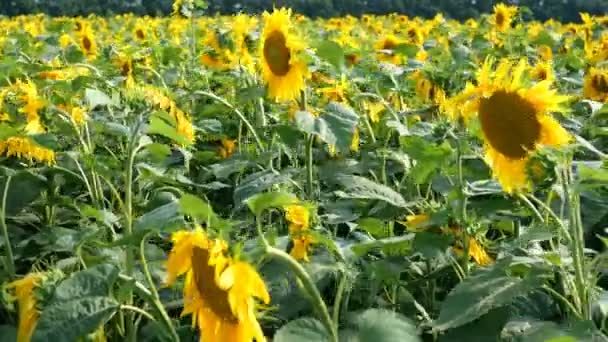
<box><xmin>1</xmin><ymin>1</ymin><xmax>608</xmax><ymax>341</ymax></box>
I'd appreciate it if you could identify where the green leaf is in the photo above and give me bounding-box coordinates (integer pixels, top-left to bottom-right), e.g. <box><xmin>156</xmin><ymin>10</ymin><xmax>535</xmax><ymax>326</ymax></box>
<box><xmin>401</xmin><ymin>136</ymin><xmax>453</xmax><ymax>184</ymax></box>
<box><xmin>233</xmin><ymin>170</ymin><xmax>293</xmax><ymax>206</ymax></box>
<box><xmin>0</xmin><ymin>123</ymin><xmax>18</xmax><ymax>140</ymax></box>
<box><xmin>134</xmin><ymin>200</ymin><xmax>184</xmax><ymax>232</ymax></box>
<box><xmin>179</xmin><ymin>193</ymin><xmax>230</xmax><ymax>230</ymax></box>
<box><xmin>394</xmin><ymin>44</ymin><xmax>419</xmax><ymax>58</ymax></box>
<box><xmin>357</xmin><ymin>217</ymin><xmax>388</xmax><ymax>238</ymax></box>
<box><xmin>32</xmin><ymin>297</ymin><xmax>119</xmax><ymax>342</ymax></box>
<box><xmin>341</xmin><ymin>309</ymin><xmax>421</xmax><ymax>342</ymax></box>
<box><xmin>52</xmin><ymin>264</ymin><xmax>119</xmax><ymax>302</ymax></box>
<box><xmin>350</xmin><ymin>235</ymin><xmax>415</xmax><ymax>256</ymax></box>
<box><xmin>85</xmin><ymin>88</ymin><xmax>113</xmax><ymax>109</ymax></box>
<box><xmin>315</xmin><ymin>40</ymin><xmax>345</xmax><ymax>70</ymax></box>
<box><xmin>0</xmin><ymin>325</ymin><xmax>17</xmax><ymax>342</ymax></box>
<box><xmin>335</xmin><ymin>175</ymin><xmax>410</xmax><ymax>208</ymax></box>
<box><xmin>412</xmin><ymin>232</ymin><xmax>453</xmax><ymax>259</ymax></box>
<box><xmin>245</xmin><ymin>191</ymin><xmax>298</xmax><ymax>216</ymax></box>
<box><xmin>1</xmin><ymin>170</ymin><xmax>46</xmax><ymax>216</ymax></box>
<box><xmin>295</xmin><ymin>102</ymin><xmax>359</xmax><ymax>151</ymax></box>
<box><xmin>274</xmin><ymin>318</ymin><xmax>331</xmax><ymax>342</ymax></box>
<box><xmin>148</xmin><ymin>113</ymin><xmax>190</xmax><ymax>146</ymax></box>
<box><xmin>434</xmin><ymin>262</ymin><xmax>547</xmax><ymax>331</ymax></box>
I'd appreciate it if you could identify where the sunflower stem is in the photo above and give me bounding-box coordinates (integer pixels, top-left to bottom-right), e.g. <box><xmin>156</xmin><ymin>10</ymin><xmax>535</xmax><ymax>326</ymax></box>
<box><xmin>455</xmin><ymin>131</ymin><xmax>469</xmax><ymax>276</ymax></box>
<box><xmin>255</xmin><ymin>215</ymin><xmax>337</xmax><ymax>342</ymax></box>
<box><xmin>306</xmin><ymin>134</ymin><xmax>315</xmax><ymax>198</ymax></box>
<box><xmin>266</xmin><ymin>246</ymin><xmax>338</xmax><ymax>342</ymax></box>
<box><xmin>139</xmin><ymin>233</ymin><xmax>179</xmax><ymax>342</ymax></box>
<box><xmin>0</xmin><ymin>175</ymin><xmax>15</xmax><ymax>279</ymax></box>
<box><xmin>332</xmin><ymin>269</ymin><xmax>348</xmax><ymax>327</ymax></box>
<box><xmin>195</xmin><ymin>90</ymin><xmax>264</xmax><ymax>152</ymax></box>
<box><xmin>562</xmin><ymin>158</ymin><xmax>589</xmax><ymax>319</ymax></box>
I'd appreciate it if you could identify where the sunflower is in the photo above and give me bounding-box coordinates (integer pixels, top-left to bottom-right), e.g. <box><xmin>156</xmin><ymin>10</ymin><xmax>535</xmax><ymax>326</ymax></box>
<box><xmin>530</xmin><ymin>61</ymin><xmax>555</xmax><ymax>83</ymax></box>
<box><xmin>284</xmin><ymin>204</ymin><xmax>315</xmax><ymax>261</ymax></box>
<box><xmin>452</xmin><ymin>58</ymin><xmax>571</xmax><ymax>193</ymax></box>
<box><xmin>583</xmin><ymin>67</ymin><xmax>608</xmax><ymax>102</ymax></box>
<box><xmin>15</xmin><ymin>80</ymin><xmax>45</xmax><ymax>134</ymax></box>
<box><xmin>260</xmin><ymin>8</ymin><xmax>307</xmax><ymax>102</ymax></box>
<box><xmin>79</xmin><ymin>26</ymin><xmax>97</xmax><ymax>59</ymax></box>
<box><xmin>362</xmin><ymin>100</ymin><xmax>384</xmax><ymax>123</ymax></box>
<box><xmin>375</xmin><ymin>34</ymin><xmax>403</xmax><ymax>64</ymax></box>
<box><xmin>218</xmin><ymin>139</ymin><xmax>237</xmax><ymax>159</ymax></box>
<box><xmin>7</xmin><ymin>273</ymin><xmax>45</xmax><ymax>342</ymax></box>
<box><xmin>165</xmin><ymin>228</ymin><xmax>270</xmax><ymax>342</ymax></box>
<box><xmin>537</xmin><ymin>44</ymin><xmax>553</xmax><ymax>61</ymax></box>
<box><xmin>133</xmin><ymin>21</ymin><xmax>147</xmax><ymax>42</ymax></box>
<box><xmin>0</xmin><ymin>136</ymin><xmax>56</xmax><ymax>165</ymax></box>
<box><xmin>491</xmin><ymin>3</ymin><xmax>518</xmax><ymax>32</ymax></box>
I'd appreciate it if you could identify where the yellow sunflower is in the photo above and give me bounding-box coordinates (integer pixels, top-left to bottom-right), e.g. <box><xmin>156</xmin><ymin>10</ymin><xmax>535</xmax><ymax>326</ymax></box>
<box><xmin>0</xmin><ymin>136</ymin><xmax>56</xmax><ymax>165</ymax></box>
<box><xmin>453</xmin><ymin>58</ymin><xmax>571</xmax><ymax>193</ymax></box>
<box><xmin>218</xmin><ymin>139</ymin><xmax>237</xmax><ymax>159</ymax></box>
<box><xmin>79</xmin><ymin>26</ymin><xmax>97</xmax><ymax>59</ymax></box>
<box><xmin>284</xmin><ymin>204</ymin><xmax>315</xmax><ymax>261</ymax></box>
<box><xmin>530</xmin><ymin>61</ymin><xmax>555</xmax><ymax>83</ymax></box>
<box><xmin>583</xmin><ymin>67</ymin><xmax>608</xmax><ymax>102</ymax></box>
<box><xmin>491</xmin><ymin>3</ymin><xmax>518</xmax><ymax>32</ymax></box>
<box><xmin>375</xmin><ymin>34</ymin><xmax>403</xmax><ymax>65</ymax></box>
<box><xmin>7</xmin><ymin>273</ymin><xmax>45</xmax><ymax>342</ymax></box>
<box><xmin>165</xmin><ymin>228</ymin><xmax>270</xmax><ymax>342</ymax></box>
<box><xmin>260</xmin><ymin>8</ymin><xmax>307</xmax><ymax>102</ymax></box>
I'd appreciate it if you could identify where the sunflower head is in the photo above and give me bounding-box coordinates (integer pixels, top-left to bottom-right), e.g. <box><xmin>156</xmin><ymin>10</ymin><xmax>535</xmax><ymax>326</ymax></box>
<box><xmin>530</xmin><ymin>61</ymin><xmax>555</xmax><ymax>83</ymax></box>
<box><xmin>492</xmin><ymin>3</ymin><xmax>518</xmax><ymax>32</ymax></box>
<box><xmin>583</xmin><ymin>67</ymin><xmax>608</xmax><ymax>102</ymax></box>
<box><xmin>455</xmin><ymin>58</ymin><xmax>571</xmax><ymax>193</ymax></box>
<box><xmin>260</xmin><ymin>8</ymin><xmax>307</xmax><ymax>102</ymax></box>
<box><xmin>165</xmin><ymin>228</ymin><xmax>269</xmax><ymax>342</ymax></box>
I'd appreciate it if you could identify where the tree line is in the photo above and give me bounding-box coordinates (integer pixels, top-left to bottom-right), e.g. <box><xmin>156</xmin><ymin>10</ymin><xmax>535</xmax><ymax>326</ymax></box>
<box><xmin>1</xmin><ymin>0</ymin><xmax>607</xmax><ymax>22</ymax></box>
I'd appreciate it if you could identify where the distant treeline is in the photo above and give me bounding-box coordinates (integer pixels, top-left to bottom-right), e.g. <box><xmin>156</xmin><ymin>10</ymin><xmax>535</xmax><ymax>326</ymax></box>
<box><xmin>1</xmin><ymin>0</ymin><xmax>607</xmax><ymax>22</ymax></box>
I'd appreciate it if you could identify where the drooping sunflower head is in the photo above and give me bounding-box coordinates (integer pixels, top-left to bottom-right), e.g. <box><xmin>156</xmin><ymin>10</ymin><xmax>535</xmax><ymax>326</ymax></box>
<box><xmin>455</xmin><ymin>58</ymin><xmax>571</xmax><ymax>193</ymax></box>
<box><xmin>583</xmin><ymin>67</ymin><xmax>608</xmax><ymax>102</ymax></box>
<box><xmin>7</xmin><ymin>272</ymin><xmax>46</xmax><ymax>342</ymax></box>
<box><xmin>491</xmin><ymin>3</ymin><xmax>518</xmax><ymax>32</ymax></box>
<box><xmin>165</xmin><ymin>228</ymin><xmax>270</xmax><ymax>342</ymax></box>
<box><xmin>260</xmin><ymin>8</ymin><xmax>307</xmax><ymax>102</ymax></box>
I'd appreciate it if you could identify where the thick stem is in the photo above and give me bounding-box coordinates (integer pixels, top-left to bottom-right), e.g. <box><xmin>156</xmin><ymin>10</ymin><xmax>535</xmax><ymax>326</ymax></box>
<box><xmin>1</xmin><ymin>175</ymin><xmax>15</xmax><ymax>279</ymax></box>
<box><xmin>255</xmin><ymin>216</ymin><xmax>336</xmax><ymax>342</ymax></box>
<box><xmin>306</xmin><ymin>134</ymin><xmax>315</xmax><ymax>198</ymax></box>
<box><xmin>267</xmin><ymin>247</ymin><xmax>337</xmax><ymax>342</ymax></box>
<box><xmin>332</xmin><ymin>270</ymin><xmax>348</xmax><ymax>327</ymax></box>
<box><xmin>455</xmin><ymin>136</ymin><xmax>469</xmax><ymax>275</ymax></box>
<box><xmin>139</xmin><ymin>234</ymin><xmax>179</xmax><ymax>341</ymax></box>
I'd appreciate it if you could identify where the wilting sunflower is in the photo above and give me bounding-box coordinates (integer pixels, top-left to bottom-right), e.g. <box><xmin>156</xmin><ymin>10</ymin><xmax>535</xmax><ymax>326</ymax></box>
<box><xmin>583</xmin><ymin>67</ymin><xmax>608</xmax><ymax>102</ymax></box>
<box><xmin>491</xmin><ymin>3</ymin><xmax>518</xmax><ymax>32</ymax></box>
<box><xmin>165</xmin><ymin>228</ymin><xmax>270</xmax><ymax>342</ymax></box>
<box><xmin>0</xmin><ymin>136</ymin><xmax>56</xmax><ymax>165</ymax></box>
<box><xmin>218</xmin><ymin>139</ymin><xmax>237</xmax><ymax>159</ymax></box>
<box><xmin>453</xmin><ymin>58</ymin><xmax>571</xmax><ymax>193</ymax></box>
<box><xmin>7</xmin><ymin>273</ymin><xmax>45</xmax><ymax>342</ymax></box>
<box><xmin>260</xmin><ymin>8</ymin><xmax>307</xmax><ymax>102</ymax></box>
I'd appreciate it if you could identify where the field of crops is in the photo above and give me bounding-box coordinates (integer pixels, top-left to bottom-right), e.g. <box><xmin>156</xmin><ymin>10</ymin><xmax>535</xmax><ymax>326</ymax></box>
<box><xmin>1</xmin><ymin>2</ymin><xmax>608</xmax><ymax>341</ymax></box>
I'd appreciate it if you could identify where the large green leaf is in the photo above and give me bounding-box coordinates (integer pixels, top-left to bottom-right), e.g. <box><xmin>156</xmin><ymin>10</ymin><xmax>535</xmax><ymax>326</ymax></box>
<box><xmin>32</xmin><ymin>297</ymin><xmax>119</xmax><ymax>342</ymax></box>
<box><xmin>434</xmin><ymin>262</ymin><xmax>547</xmax><ymax>331</ymax></box>
<box><xmin>52</xmin><ymin>264</ymin><xmax>119</xmax><ymax>302</ymax></box>
<box><xmin>335</xmin><ymin>175</ymin><xmax>410</xmax><ymax>208</ymax></box>
<box><xmin>245</xmin><ymin>191</ymin><xmax>298</xmax><ymax>216</ymax></box>
<box><xmin>85</xmin><ymin>88</ymin><xmax>114</xmax><ymax>109</ymax></box>
<box><xmin>0</xmin><ymin>170</ymin><xmax>46</xmax><ymax>216</ymax></box>
<box><xmin>134</xmin><ymin>199</ymin><xmax>184</xmax><ymax>232</ymax></box>
<box><xmin>274</xmin><ymin>318</ymin><xmax>331</xmax><ymax>342</ymax></box>
<box><xmin>148</xmin><ymin>112</ymin><xmax>190</xmax><ymax>146</ymax></box>
<box><xmin>233</xmin><ymin>170</ymin><xmax>293</xmax><ymax>206</ymax></box>
<box><xmin>315</xmin><ymin>40</ymin><xmax>345</xmax><ymax>70</ymax></box>
<box><xmin>401</xmin><ymin>136</ymin><xmax>453</xmax><ymax>184</ymax></box>
<box><xmin>295</xmin><ymin>102</ymin><xmax>359</xmax><ymax>151</ymax></box>
<box><xmin>341</xmin><ymin>309</ymin><xmax>421</xmax><ymax>342</ymax></box>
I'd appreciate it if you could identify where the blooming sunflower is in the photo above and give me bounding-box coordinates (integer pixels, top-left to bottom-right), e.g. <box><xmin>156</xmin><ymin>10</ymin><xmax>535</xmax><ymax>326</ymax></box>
<box><xmin>0</xmin><ymin>136</ymin><xmax>56</xmax><ymax>165</ymax></box>
<box><xmin>375</xmin><ymin>34</ymin><xmax>403</xmax><ymax>65</ymax></box>
<box><xmin>260</xmin><ymin>8</ymin><xmax>307</xmax><ymax>102</ymax></box>
<box><xmin>7</xmin><ymin>273</ymin><xmax>45</xmax><ymax>342</ymax></box>
<box><xmin>79</xmin><ymin>26</ymin><xmax>97</xmax><ymax>59</ymax></box>
<box><xmin>583</xmin><ymin>67</ymin><xmax>608</xmax><ymax>102</ymax></box>
<box><xmin>165</xmin><ymin>228</ymin><xmax>270</xmax><ymax>342</ymax></box>
<box><xmin>530</xmin><ymin>61</ymin><xmax>555</xmax><ymax>83</ymax></box>
<box><xmin>453</xmin><ymin>58</ymin><xmax>571</xmax><ymax>193</ymax></box>
<box><xmin>491</xmin><ymin>3</ymin><xmax>518</xmax><ymax>32</ymax></box>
